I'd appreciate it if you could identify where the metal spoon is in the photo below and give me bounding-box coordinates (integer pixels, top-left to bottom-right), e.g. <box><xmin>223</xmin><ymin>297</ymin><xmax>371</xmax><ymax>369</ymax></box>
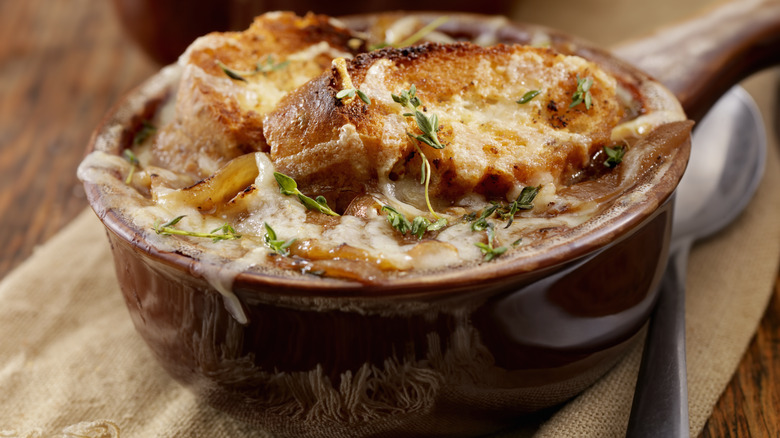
<box><xmin>625</xmin><ymin>86</ymin><xmax>767</xmax><ymax>437</ymax></box>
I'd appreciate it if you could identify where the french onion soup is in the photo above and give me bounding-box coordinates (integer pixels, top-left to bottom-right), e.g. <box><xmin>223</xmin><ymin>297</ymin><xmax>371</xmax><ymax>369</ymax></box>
<box><xmin>79</xmin><ymin>12</ymin><xmax>690</xmax><ymax>323</ymax></box>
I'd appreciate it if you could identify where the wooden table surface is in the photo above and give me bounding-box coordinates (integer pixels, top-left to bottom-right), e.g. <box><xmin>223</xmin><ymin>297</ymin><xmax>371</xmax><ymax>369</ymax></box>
<box><xmin>0</xmin><ymin>1</ymin><xmax>777</xmax><ymax>436</ymax></box>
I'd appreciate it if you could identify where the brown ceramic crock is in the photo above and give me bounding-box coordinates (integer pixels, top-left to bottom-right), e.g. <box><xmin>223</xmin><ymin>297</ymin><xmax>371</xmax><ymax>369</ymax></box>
<box><xmin>83</xmin><ymin>3</ymin><xmax>780</xmax><ymax>437</ymax></box>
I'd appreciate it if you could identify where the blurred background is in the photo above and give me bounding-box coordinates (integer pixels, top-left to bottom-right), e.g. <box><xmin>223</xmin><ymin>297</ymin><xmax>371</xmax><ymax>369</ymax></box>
<box><xmin>111</xmin><ymin>0</ymin><xmax>728</xmax><ymax>65</ymax></box>
<box><xmin>0</xmin><ymin>0</ymin><xmax>777</xmax><ymax>436</ymax></box>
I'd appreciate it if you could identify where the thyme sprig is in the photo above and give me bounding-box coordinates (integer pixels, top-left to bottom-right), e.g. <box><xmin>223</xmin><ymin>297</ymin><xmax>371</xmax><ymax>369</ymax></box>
<box><xmin>475</xmin><ymin>223</ymin><xmax>508</xmax><ymax>262</ymax></box>
<box><xmin>496</xmin><ymin>185</ymin><xmax>541</xmax><ymax>228</ymax></box>
<box><xmin>369</xmin><ymin>15</ymin><xmax>450</xmax><ymax>50</ymax></box>
<box><xmin>468</xmin><ymin>185</ymin><xmax>540</xmax><ymax>230</ymax></box>
<box><xmin>516</xmin><ymin>90</ymin><xmax>541</xmax><ymax>104</ymax></box>
<box><xmin>382</xmin><ymin>205</ymin><xmax>412</xmax><ymax>234</ymax></box>
<box><xmin>392</xmin><ymin>84</ymin><xmax>421</xmax><ymax>110</ymax></box>
<box><xmin>470</xmin><ymin>204</ymin><xmax>500</xmax><ymax>232</ymax></box>
<box><xmin>412</xmin><ymin>216</ymin><xmax>447</xmax><ymax>239</ymax></box>
<box><xmin>336</xmin><ymin>88</ymin><xmax>371</xmax><ymax>105</ymax></box>
<box><xmin>392</xmin><ymin>85</ymin><xmax>446</xmax><ymax>219</ymax></box>
<box><xmin>153</xmin><ymin>216</ymin><xmax>241</xmax><ymax>242</ymax></box>
<box><xmin>570</xmin><ymin>75</ymin><xmax>593</xmax><ymax>110</ymax></box>
<box><xmin>263</xmin><ymin>223</ymin><xmax>296</xmax><ymax>256</ymax></box>
<box><xmin>273</xmin><ymin>172</ymin><xmax>340</xmax><ymax>216</ymax></box>
<box><xmin>393</xmin><ymin>85</ymin><xmax>444</xmax><ymax>149</ymax></box>
<box><xmin>123</xmin><ymin>149</ymin><xmax>139</xmax><ymax>185</ymax></box>
<box><xmin>217</xmin><ymin>56</ymin><xmax>289</xmax><ymax>82</ymax></box>
<box><xmin>413</xmin><ymin>142</ymin><xmax>440</xmax><ymax>219</ymax></box>
<box><xmin>133</xmin><ymin>121</ymin><xmax>156</xmax><ymax>145</ymax></box>
<box><xmin>604</xmin><ymin>145</ymin><xmax>626</xmax><ymax>168</ymax></box>
<box><xmin>381</xmin><ymin>205</ymin><xmax>447</xmax><ymax>239</ymax></box>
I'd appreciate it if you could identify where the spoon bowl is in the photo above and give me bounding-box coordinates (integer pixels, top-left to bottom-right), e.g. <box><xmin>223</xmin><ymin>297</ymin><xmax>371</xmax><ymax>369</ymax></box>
<box><xmin>626</xmin><ymin>86</ymin><xmax>767</xmax><ymax>437</ymax></box>
<box><xmin>674</xmin><ymin>87</ymin><xmax>767</xmax><ymax>245</ymax></box>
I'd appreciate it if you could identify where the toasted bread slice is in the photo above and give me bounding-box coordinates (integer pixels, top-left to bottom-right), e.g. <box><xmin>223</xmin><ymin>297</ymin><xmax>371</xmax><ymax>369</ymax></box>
<box><xmin>152</xmin><ymin>12</ymin><xmax>366</xmax><ymax>178</ymax></box>
<box><xmin>264</xmin><ymin>42</ymin><xmax>625</xmax><ymax>209</ymax></box>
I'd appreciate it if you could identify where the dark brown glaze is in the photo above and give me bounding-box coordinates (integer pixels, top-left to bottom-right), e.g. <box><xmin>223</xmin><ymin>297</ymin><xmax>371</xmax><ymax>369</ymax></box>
<box><xmin>107</xmin><ymin>199</ymin><xmax>670</xmax><ymax>436</ymax></box>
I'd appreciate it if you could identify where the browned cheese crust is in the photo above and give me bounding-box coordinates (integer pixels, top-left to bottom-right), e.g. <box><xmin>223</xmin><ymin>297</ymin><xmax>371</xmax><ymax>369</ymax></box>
<box><xmin>151</xmin><ymin>12</ymin><xmax>366</xmax><ymax>178</ymax></box>
<box><xmin>264</xmin><ymin>42</ymin><xmax>625</xmax><ymax>205</ymax></box>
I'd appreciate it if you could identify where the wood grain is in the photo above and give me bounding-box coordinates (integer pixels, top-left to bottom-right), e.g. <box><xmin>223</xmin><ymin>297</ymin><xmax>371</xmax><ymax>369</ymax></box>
<box><xmin>0</xmin><ymin>1</ymin><xmax>777</xmax><ymax>437</ymax></box>
<box><xmin>0</xmin><ymin>0</ymin><xmax>155</xmax><ymax>276</ymax></box>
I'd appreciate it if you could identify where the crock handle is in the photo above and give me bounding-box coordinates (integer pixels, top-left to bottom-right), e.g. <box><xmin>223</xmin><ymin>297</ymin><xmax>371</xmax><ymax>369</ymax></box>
<box><xmin>612</xmin><ymin>0</ymin><xmax>780</xmax><ymax>122</ymax></box>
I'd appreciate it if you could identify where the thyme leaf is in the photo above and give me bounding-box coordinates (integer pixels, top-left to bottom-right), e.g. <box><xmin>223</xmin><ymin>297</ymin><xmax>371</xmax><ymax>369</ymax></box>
<box><xmin>604</xmin><ymin>145</ymin><xmax>626</xmax><ymax>168</ymax></box>
<box><xmin>153</xmin><ymin>216</ymin><xmax>241</xmax><ymax>242</ymax></box>
<box><xmin>382</xmin><ymin>205</ymin><xmax>447</xmax><ymax>240</ymax></box>
<box><xmin>516</xmin><ymin>90</ymin><xmax>541</xmax><ymax>104</ymax></box>
<box><xmin>394</xmin><ymin>84</ymin><xmax>443</xmax><ymax>149</ymax></box>
<box><xmin>369</xmin><ymin>16</ymin><xmax>450</xmax><ymax>50</ymax></box>
<box><xmin>391</xmin><ymin>84</ymin><xmax>422</xmax><ymax>109</ymax></box>
<box><xmin>474</xmin><ymin>223</ymin><xmax>508</xmax><ymax>261</ymax></box>
<box><xmin>336</xmin><ymin>87</ymin><xmax>371</xmax><ymax>105</ymax></box>
<box><xmin>393</xmin><ymin>84</ymin><xmax>446</xmax><ymax>218</ymax></box>
<box><xmin>470</xmin><ymin>204</ymin><xmax>499</xmax><ymax>232</ymax></box>
<box><xmin>467</xmin><ymin>186</ymin><xmax>540</xmax><ymax>230</ymax></box>
<box><xmin>411</xmin><ymin>111</ymin><xmax>443</xmax><ymax>149</ymax></box>
<box><xmin>496</xmin><ymin>185</ymin><xmax>540</xmax><ymax>228</ymax></box>
<box><xmin>428</xmin><ymin>217</ymin><xmax>448</xmax><ymax>231</ymax></box>
<box><xmin>411</xmin><ymin>216</ymin><xmax>431</xmax><ymax>239</ymax></box>
<box><xmin>263</xmin><ymin>223</ymin><xmax>296</xmax><ymax>256</ymax></box>
<box><xmin>218</xmin><ymin>61</ymin><xmax>248</xmax><ymax>82</ymax></box>
<box><xmin>570</xmin><ymin>75</ymin><xmax>593</xmax><ymax>110</ymax></box>
<box><xmin>133</xmin><ymin>121</ymin><xmax>156</xmax><ymax>145</ymax></box>
<box><xmin>273</xmin><ymin>172</ymin><xmax>340</xmax><ymax>216</ymax></box>
<box><xmin>382</xmin><ymin>205</ymin><xmax>412</xmax><ymax>235</ymax></box>
<box><xmin>218</xmin><ymin>56</ymin><xmax>289</xmax><ymax>82</ymax></box>
<box><xmin>123</xmin><ymin>149</ymin><xmax>139</xmax><ymax>185</ymax></box>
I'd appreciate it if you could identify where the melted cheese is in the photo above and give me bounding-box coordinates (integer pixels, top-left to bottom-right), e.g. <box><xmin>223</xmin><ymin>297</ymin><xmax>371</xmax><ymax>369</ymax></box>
<box><xmin>78</xmin><ymin>12</ymin><xmax>689</xmax><ymax>323</ymax></box>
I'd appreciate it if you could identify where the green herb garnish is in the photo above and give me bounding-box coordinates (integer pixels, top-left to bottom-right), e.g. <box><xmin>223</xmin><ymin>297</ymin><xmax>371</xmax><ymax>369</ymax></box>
<box><xmin>217</xmin><ymin>56</ymin><xmax>289</xmax><ymax>82</ymax></box>
<box><xmin>415</xmin><ymin>142</ymin><xmax>440</xmax><ymax>219</ymax></box>
<box><xmin>392</xmin><ymin>85</ymin><xmax>446</xmax><ymax>219</ymax></box>
<box><xmin>382</xmin><ymin>205</ymin><xmax>447</xmax><ymax>239</ymax></box>
<box><xmin>409</xmin><ymin>111</ymin><xmax>443</xmax><ymax>149</ymax></box>
<box><xmin>123</xmin><ymin>149</ymin><xmax>139</xmax><ymax>185</ymax></box>
<box><xmin>382</xmin><ymin>205</ymin><xmax>412</xmax><ymax>234</ymax></box>
<box><xmin>133</xmin><ymin>121</ymin><xmax>156</xmax><ymax>145</ymax></box>
<box><xmin>273</xmin><ymin>172</ymin><xmax>340</xmax><ymax>216</ymax></box>
<box><xmin>474</xmin><ymin>224</ymin><xmax>508</xmax><ymax>261</ymax></box>
<box><xmin>410</xmin><ymin>216</ymin><xmax>447</xmax><ymax>239</ymax></box>
<box><xmin>369</xmin><ymin>16</ymin><xmax>450</xmax><ymax>50</ymax></box>
<box><xmin>467</xmin><ymin>186</ymin><xmax>540</xmax><ymax>230</ymax></box>
<box><xmin>410</xmin><ymin>216</ymin><xmax>430</xmax><ymax>239</ymax></box>
<box><xmin>153</xmin><ymin>216</ymin><xmax>241</xmax><ymax>242</ymax></box>
<box><xmin>470</xmin><ymin>204</ymin><xmax>500</xmax><ymax>232</ymax></box>
<box><xmin>263</xmin><ymin>223</ymin><xmax>296</xmax><ymax>256</ymax></box>
<box><xmin>336</xmin><ymin>87</ymin><xmax>371</xmax><ymax>105</ymax></box>
<box><xmin>516</xmin><ymin>90</ymin><xmax>541</xmax><ymax>104</ymax></box>
<box><xmin>218</xmin><ymin>62</ymin><xmax>248</xmax><ymax>82</ymax></box>
<box><xmin>393</xmin><ymin>85</ymin><xmax>444</xmax><ymax>149</ymax></box>
<box><xmin>392</xmin><ymin>84</ymin><xmax>422</xmax><ymax>110</ymax></box>
<box><xmin>496</xmin><ymin>185</ymin><xmax>540</xmax><ymax>228</ymax></box>
<box><xmin>570</xmin><ymin>75</ymin><xmax>593</xmax><ymax>110</ymax></box>
<box><xmin>604</xmin><ymin>145</ymin><xmax>625</xmax><ymax>168</ymax></box>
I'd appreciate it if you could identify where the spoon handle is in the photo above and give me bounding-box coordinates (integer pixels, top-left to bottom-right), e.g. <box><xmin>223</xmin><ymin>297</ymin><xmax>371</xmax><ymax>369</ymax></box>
<box><xmin>613</xmin><ymin>0</ymin><xmax>780</xmax><ymax>122</ymax></box>
<box><xmin>626</xmin><ymin>243</ymin><xmax>691</xmax><ymax>438</ymax></box>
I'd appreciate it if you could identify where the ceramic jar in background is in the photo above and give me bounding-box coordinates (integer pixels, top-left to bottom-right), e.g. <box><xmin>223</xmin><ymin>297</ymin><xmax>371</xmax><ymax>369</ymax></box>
<box><xmin>111</xmin><ymin>0</ymin><xmax>514</xmax><ymax>64</ymax></box>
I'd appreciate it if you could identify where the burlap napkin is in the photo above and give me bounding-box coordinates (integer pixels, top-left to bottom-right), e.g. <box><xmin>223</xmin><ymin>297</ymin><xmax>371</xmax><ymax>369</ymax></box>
<box><xmin>1</xmin><ymin>73</ymin><xmax>778</xmax><ymax>438</ymax></box>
